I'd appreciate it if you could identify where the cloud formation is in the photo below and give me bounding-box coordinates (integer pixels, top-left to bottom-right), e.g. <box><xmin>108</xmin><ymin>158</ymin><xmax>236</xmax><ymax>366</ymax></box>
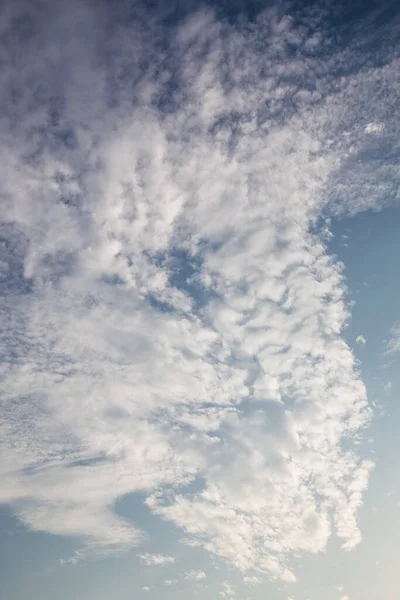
<box><xmin>184</xmin><ymin>570</ymin><xmax>206</xmax><ymax>581</ymax></box>
<box><xmin>244</xmin><ymin>576</ymin><xmax>262</xmax><ymax>586</ymax></box>
<box><xmin>138</xmin><ymin>553</ymin><xmax>176</xmax><ymax>566</ymax></box>
<box><xmin>387</xmin><ymin>326</ymin><xmax>400</xmax><ymax>353</ymax></box>
<box><xmin>220</xmin><ymin>581</ymin><xmax>235</xmax><ymax>598</ymax></box>
<box><xmin>0</xmin><ymin>0</ymin><xmax>398</xmax><ymax>584</ymax></box>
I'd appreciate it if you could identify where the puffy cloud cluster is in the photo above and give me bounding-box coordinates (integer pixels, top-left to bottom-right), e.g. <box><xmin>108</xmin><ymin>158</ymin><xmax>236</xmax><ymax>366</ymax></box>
<box><xmin>1</xmin><ymin>0</ymin><xmax>398</xmax><ymax>582</ymax></box>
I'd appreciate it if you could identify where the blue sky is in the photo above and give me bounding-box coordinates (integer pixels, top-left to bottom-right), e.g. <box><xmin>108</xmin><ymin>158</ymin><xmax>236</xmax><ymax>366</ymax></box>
<box><xmin>1</xmin><ymin>1</ymin><xmax>400</xmax><ymax>599</ymax></box>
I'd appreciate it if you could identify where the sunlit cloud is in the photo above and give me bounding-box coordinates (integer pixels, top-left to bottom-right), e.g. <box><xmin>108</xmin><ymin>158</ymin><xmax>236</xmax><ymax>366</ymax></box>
<box><xmin>1</xmin><ymin>0</ymin><xmax>399</xmax><ymax>585</ymax></box>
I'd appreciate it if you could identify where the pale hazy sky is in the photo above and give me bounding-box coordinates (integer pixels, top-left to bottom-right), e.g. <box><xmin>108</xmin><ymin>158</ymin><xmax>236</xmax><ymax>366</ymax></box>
<box><xmin>1</xmin><ymin>1</ymin><xmax>400</xmax><ymax>599</ymax></box>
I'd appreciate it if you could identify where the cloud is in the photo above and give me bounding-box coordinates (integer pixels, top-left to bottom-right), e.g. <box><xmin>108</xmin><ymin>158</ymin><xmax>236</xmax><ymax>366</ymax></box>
<box><xmin>220</xmin><ymin>581</ymin><xmax>235</xmax><ymax>598</ymax></box>
<box><xmin>383</xmin><ymin>381</ymin><xmax>392</xmax><ymax>394</ymax></box>
<box><xmin>387</xmin><ymin>326</ymin><xmax>400</xmax><ymax>353</ymax></box>
<box><xmin>185</xmin><ymin>570</ymin><xmax>206</xmax><ymax>581</ymax></box>
<box><xmin>364</xmin><ymin>122</ymin><xmax>384</xmax><ymax>134</ymax></box>
<box><xmin>164</xmin><ymin>579</ymin><xmax>178</xmax><ymax>586</ymax></box>
<box><xmin>138</xmin><ymin>553</ymin><xmax>175</xmax><ymax>566</ymax></box>
<box><xmin>142</xmin><ymin>587</ymin><xmax>151</xmax><ymax>592</ymax></box>
<box><xmin>59</xmin><ymin>552</ymin><xmax>81</xmax><ymax>566</ymax></box>
<box><xmin>244</xmin><ymin>576</ymin><xmax>262</xmax><ymax>586</ymax></box>
<box><xmin>1</xmin><ymin>0</ymin><xmax>397</xmax><ymax>585</ymax></box>
<box><xmin>356</xmin><ymin>335</ymin><xmax>366</xmax><ymax>345</ymax></box>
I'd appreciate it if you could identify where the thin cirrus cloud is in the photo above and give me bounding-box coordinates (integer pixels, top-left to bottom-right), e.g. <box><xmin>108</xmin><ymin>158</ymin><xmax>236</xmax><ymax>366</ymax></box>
<box><xmin>0</xmin><ymin>0</ymin><xmax>399</xmax><ymax>585</ymax></box>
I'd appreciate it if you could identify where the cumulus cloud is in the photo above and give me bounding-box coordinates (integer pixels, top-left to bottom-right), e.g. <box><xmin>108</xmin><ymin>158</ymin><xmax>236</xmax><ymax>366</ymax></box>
<box><xmin>0</xmin><ymin>0</ymin><xmax>397</xmax><ymax>585</ymax></box>
<box><xmin>356</xmin><ymin>335</ymin><xmax>366</xmax><ymax>345</ymax></box>
<box><xmin>138</xmin><ymin>553</ymin><xmax>175</xmax><ymax>566</ymax></box>
<box><xmin>142</xmin><ymin>586</ymin><xmax>151</xmax><ymax>592</ymax></box>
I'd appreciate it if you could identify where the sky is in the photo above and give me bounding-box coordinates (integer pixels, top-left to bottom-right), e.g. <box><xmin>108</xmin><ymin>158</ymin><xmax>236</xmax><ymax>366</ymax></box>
<box><xmin>0</xmin><ymin>0</ymin><xmax>400</xmax><ymax>599</ymax></box>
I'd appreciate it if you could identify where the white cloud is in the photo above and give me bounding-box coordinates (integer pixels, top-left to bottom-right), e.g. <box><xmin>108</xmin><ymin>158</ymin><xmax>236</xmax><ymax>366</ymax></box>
<box><xmin>164</xmin><ymin>579</ymin><xmax>178</xmax><ymax>586</ymax></box>
<box><xmin>364</xmin><ymin>122</ymin><xmax>384</xmax><ymax>134</ymax></box>
<box><xmin>138</xmin><ymin>553</ymin><xmax>175</xmax><ymax>566</ymax></box>
<box><xmin>185</xmin><ymin>570</ymin><xmax>206</xmax><ymax>581</ymax></box>
<box><xmin>244</xmin><ymin>576</ymin><xmax>262</xmax><ymax>586</ymax></box>
<box><xmin>356</xmin><ymin>335</ymin><xmax>366</xmax><ymax>345</ymax></box>
<box><xmin>220</xmin><ymin>581</ymin><xmax>235</xmax><ymax>598</ymax></box>
<box><xmin>387</xmin><ymin>326</ymin><xmax>400</xmax><ymax>353</ymax></box>
<box><xmin>142</xmin><ymin>587</ymin><xmax>151</xmax><ymax>592</ymax></box>
<box><xmin>59</xmin><ymin>552</ymin><xmax>81</xmax><ymax>566</ymax></box>
<box><xmin>1</xmin><ymin>0</ymin><xmax>397</xmax><ymax>585</ymax></box>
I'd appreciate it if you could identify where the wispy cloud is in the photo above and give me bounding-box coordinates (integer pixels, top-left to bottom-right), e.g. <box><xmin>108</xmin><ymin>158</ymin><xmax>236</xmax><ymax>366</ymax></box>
<box><xmin>356</xmin><ymin>335</ymin><xmax>366</xmax><ymax>345</ymax></box>
<box><xmin>185</xmin><ymin>570</ymin><xmax>206</xmax><ymax>581</ymax></box>
<box><xmin>244</xmin><ymin>576</ymin><xmax>262</xmax><ymax>586</ymax></box>
<box><xmin>387</xmin><ymin>326</ymin><xmax>400</xmax><ymax>353</ymax></box>
<box><xmin>138</xmin><ymin>553</ymin><xmax>175</xmax><ymax>566</ymax></box>
<box><xmin>0</xmin><ymin>0</ymin><xmax>397</xmax><ymax>584</ymax></box>
<box><xmin>220</xmin><ymin>581</ymin><xmax>235</xmax><ymax>598</ymax></box>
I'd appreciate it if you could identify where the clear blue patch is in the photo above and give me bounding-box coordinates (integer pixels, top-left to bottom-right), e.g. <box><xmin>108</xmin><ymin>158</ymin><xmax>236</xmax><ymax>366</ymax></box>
<box><xmin>147</xmin><ymin>247</ymin><xmax>218</xmax><ymax>312</ymax></box>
